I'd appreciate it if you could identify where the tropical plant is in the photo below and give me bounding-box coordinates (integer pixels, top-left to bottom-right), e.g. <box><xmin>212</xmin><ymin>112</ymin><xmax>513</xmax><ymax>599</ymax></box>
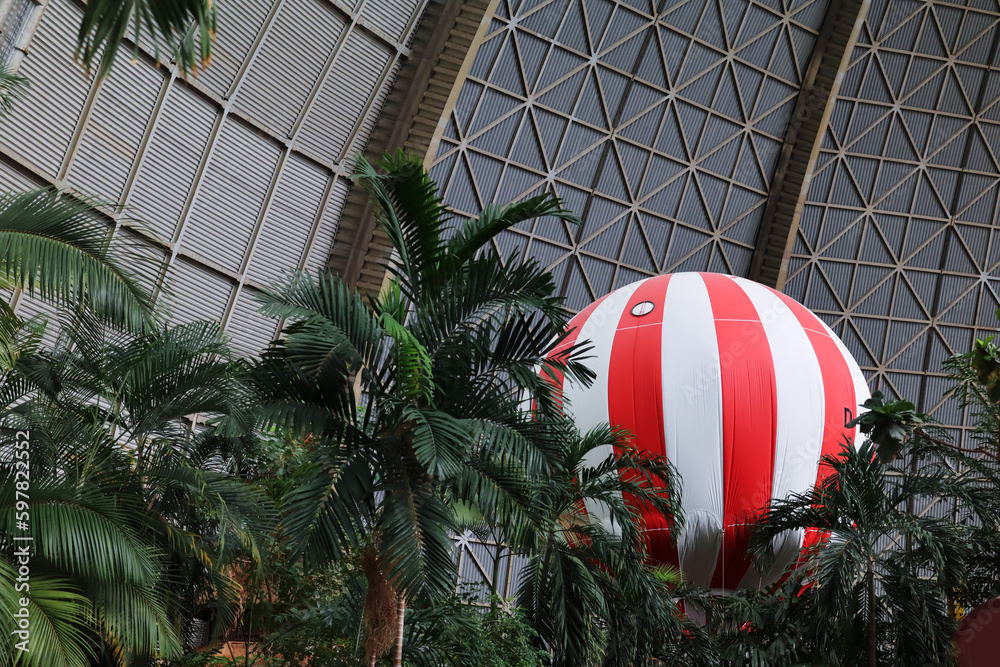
<box><xmin>259</xmin><ymin>579</ymin><xmax>547</xmax><ymax>667</ymax></box>
<box><xmin>690</xmin><ymin>573</ymin><xmax>816</xmax><ymax>667</ymax></box>
<box><xmin>252</xmin><ymin>150</ymin><xmax>591</xmax><ymax>666</ymax></box>
<box><xmin>0</xmin><ymin>316</ymin><xmax>272</xmax><ymax>667</ymax></box>
<box><xmin>169</xmin><ymin>429</ymin><xmax>548</xmax><ymax>667</ymax></box>
<box><xmin>75</xmin><ymin>0</ymin><xmax>216</xmax><ymax>77</ymax></box>
<box><xmin>848</xmin><ymin>390</ymin><xmax>927</xmax><ymax>463</ymax></box>
<box><xmin>946</xmin><ymin>337</ymin><xmax>1000</xmax><ymax>461</ymax></box>
<box><xmin>0</xmin><ymin>189</ymin><xmax>158</xmax><ymax>332</ymax></box>
<box><xmin>748</xmin><ymin>438</ymin><xmax>991</xmax><ymax>667</ymax></box>
<box><xmin>0</xmin><ymin>66</ymin><xmax>28</xmax><ymax>116</ymax></box>
<box><xmin>248</xmin><ymin>576</ymin><xmax>546</xmax><ymax>667</ymax></box>
<box><xmin>505</xmin><ymin>421</ymin><xmax>684</xmax><ymax>667</ymax></box>
<box><xmin>940</xmin><ymin>344</ymin><xmax>1000</xmax><ymax>609</ymax></box>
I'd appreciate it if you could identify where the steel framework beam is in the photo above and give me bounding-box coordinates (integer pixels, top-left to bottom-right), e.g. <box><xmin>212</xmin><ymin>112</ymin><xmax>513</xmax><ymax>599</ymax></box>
<box><xmin>748</xmin><ymin>0</ymin><xmax>872</xmax><ymax>289</ymax></box>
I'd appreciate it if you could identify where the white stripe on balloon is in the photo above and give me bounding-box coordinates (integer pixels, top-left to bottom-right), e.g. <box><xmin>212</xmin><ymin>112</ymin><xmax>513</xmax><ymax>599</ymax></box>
<box><xmin>562</xmin><ymin>280</ymin><xmax>641</xmax><ymax>534</ymax></box>
<box><xmin>733</xmin><ymin>276</ymin><xmax>824</xmax><ymax>588</ymax></box>
<box><xmin>662</xmin><ymin>273</ymin><xmax>725</xmax><ymax>588</ymax></box>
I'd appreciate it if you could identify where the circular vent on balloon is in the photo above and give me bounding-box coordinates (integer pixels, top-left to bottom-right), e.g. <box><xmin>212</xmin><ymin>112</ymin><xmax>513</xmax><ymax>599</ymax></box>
<box><xmin>631</xmin><ymin>301</ymin><xmax>655</xmax><ymax>317</ymax></box>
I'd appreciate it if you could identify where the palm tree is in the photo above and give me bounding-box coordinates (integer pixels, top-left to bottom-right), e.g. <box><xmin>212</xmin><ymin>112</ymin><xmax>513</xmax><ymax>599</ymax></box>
<box><xmin>695</xmin><ymin>572</ymin><xmax>817</xmax><ymax>667</ymax></box>
<box><xmin>0</xmin><ymin>189</ymin><xmax>158</xmax><ymax>332</ymax></box>
<box><xmin>749</xmin><ymin>439</ymin><xmax>987</xmax><ymax>667</ymax></box>
<box><xmin>253</xmin><ymin>150</ymin><xmax>590</xmax><ymax>667</ymax></box>
<box><xmin>0</xmin><ymin>316</ymin><xmax>271</xmax><ymax>667</ymax></box>
<box><xmin>508</xmin><ymin>421</ymin><xmax>684</xmax><ymax>667</ymax></box>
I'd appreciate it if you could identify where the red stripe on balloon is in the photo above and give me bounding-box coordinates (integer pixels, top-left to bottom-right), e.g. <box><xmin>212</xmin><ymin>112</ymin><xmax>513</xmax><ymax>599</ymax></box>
<box><xmin>701</xmin><ymin>273</ymin><xmax>778</xmax><ymax>590</ymax></box>
<box><xmin>606</xmin><ymin>275</ymin><xmax>677</xmax><ymax>567</ymax></box>
<box><xmin>768</xmin><ymin>287</ymin><xmax>857</xmax><ymax>550</ymax></box>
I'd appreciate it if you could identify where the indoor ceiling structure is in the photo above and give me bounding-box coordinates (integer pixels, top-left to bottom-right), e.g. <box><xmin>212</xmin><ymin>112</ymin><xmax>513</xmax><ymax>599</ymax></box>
<box><xmin>0</xmin><ymin>0</ymin><xmax>427</xmax><ymax>355</ymax></box>
<box><xmin>1</xmin><ymin>0</ymin><xmax>997</xmax><ymax>530</ymax></box>
<box><xmin>408</xmin><ymin>0</ymin><xmax>1000</xmax><ymax>458</ymax></box>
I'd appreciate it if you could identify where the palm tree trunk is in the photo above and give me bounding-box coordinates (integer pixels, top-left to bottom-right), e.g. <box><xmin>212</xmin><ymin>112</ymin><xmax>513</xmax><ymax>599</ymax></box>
<box><xmin>868</xmin><ymin>565</ymin><xmax>877</xmax><ymax>667</ymax></box>
<box><xmin>393</xmin><ymin>595</ymin><xmax>405</xmax><ymax>667</ymax></box>
<box><xmin>491</xmin><ymin>541</ymin><xmax>504</xmax><ymax>612</ymax></box>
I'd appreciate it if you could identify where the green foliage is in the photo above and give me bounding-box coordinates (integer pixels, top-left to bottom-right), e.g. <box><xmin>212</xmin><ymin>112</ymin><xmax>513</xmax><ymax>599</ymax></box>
<box><xmin>0</xmin><ymin>66</ymin><xmax>28</xmax><ymax>116</ymax></box>
<box><xmin>847</xmin><ymin>390</ymin><xmax>927</xmax><ymax>462</ymax></box>
<box><xmin>0</xmin><ymin>189</ymin><xmax>159</xmax><ymax>332</ymax></box>
<box><xmin>0</xmin><ymin>313</ymin><xmax>271</xmax><ymax>667</ymax></box>
<box><xmin>9</xmin><ymin>142</ymin><xmax>1000</xmax><ymax>667</ymax></box>
<box><xmin>76</xmin><ymin>0</ymin><xmax>216</xmax><ymax>78</ymax></box>
<box><xmin>253</xmin><ymin>151</ymin><xmax>589</xmax><ymax>662</ymax></box>
<box><xmin>945</xmin><ymin>344</ymin><xmax>1000</xmax><ymax>457</ymax></box>
<box><xmin>507</xmin><ymin>421</ymin><xmax>685</xmax><ymax>667</ymax></box>
<box><xmin>970</xmin><ymin>330</ymin><xmax>1000</xmax><ymax>403</ymax></box>
<box><xmin>259</xmin><ymin>582</ymin><xmax>546</xmax><ymax>667</ymax></box>
<box><xmin>746</xmin><ymin>439</ymin><xmax>991</xmax><ymax>667</ymax></box>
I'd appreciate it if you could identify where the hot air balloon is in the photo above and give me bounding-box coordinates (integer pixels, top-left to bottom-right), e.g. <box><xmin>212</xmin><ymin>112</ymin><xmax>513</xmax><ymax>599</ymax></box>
<box><xmin>546</xmin><ymin>272</ymin><xmax>870</xmax><ymax>591</ymax></box>
<box><xmin>956</xmin><ymin>597</ymin><xmax>1000</xmax><ymax>666</ymax></box>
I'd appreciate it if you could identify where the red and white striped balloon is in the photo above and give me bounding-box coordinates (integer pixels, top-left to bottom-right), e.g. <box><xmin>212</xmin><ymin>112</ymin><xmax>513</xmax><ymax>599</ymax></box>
<box><xmin>547</xmin><ymin>272</ymin><xmax>869</xmax><ymax>591</ymax></box>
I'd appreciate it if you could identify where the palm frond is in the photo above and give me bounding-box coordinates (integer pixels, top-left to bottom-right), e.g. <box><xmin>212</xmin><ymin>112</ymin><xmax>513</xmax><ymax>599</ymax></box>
<box><xmin>377</xmin><ymin>482</ymin><xmax>457</xmax><ymax>597</ymax></box>
<box><xmin>398</xmin><ymin>406</ymin><xmax>469</xmax><ymax>479</ymax></box>
<box><xmin>257</xmin><ymin>270</ymin><xmax>386</xmax><ymax>388</ymax></box>
<box><xmin>281</xmin><ymin>447</ymin><xmax>375</xmax><ymax>565</ymax></box>
<box><xmin>91</xmin><ymin>576</ymin><xmax>182</xmax><ymax>661</ymax></box>
<box><xmin>76</xmin><ymin>0</ymin><xmax>215</xmax><ymax>78</ymax></box>
<box><xmin>0</xmin><ymin>189</ymin><xmax>158</xmax><ymax>331</ymax></box>
<box><xmin>0</xmin><ymin>562</ymin><xmax>93</xmax><ymax>667</ymax></box>
<box><xmin>0</xmin><ymin>479</ymin><xmax>157</xmax><ymax>587</ymax></box>
<box><xmin>351</xmin><ymin>151</ymin><xmax>448</xmax><ymax>297</ymax></box>
<box><xmin>0</xmin><ymin>65</ymin><xmax>28</xmax><ymax>117</ymax></box>
<box><xmin>447</xmin><ymin>195</ymin><xmax>579</xmax><ymax>263</ymax></box>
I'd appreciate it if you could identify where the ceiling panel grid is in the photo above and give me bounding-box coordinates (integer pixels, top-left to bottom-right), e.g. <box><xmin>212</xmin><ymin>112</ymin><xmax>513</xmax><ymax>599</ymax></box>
<box><xmin>0</xmin><ymin>0</ymin><xmax>92</xmax><ymax>175</ymax></box>
<box><xmin>428</xmin><ymin>0</ymin><xmax>830</xmax><ymax>310</ymax></box>
<box><xmin>788</xmin><ymin>0</ymin><xmax>1000</xmax><ymax>438</ymax></box>
<box><xmin>0</xmin><ymin>0</ymin><xmax>429</xmax><ymax>356</ymax></box>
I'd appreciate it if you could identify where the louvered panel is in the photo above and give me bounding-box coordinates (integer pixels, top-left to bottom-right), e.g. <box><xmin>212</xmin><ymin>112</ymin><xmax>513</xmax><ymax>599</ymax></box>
<box><xmin>226</xmin><ymin>288</ymin><xmax>277</xmax><ymax>357</ymax></box>
<box><xmin>129</xmin><ymin>83</ymin><xmax>218</xmax><ymax>243</ymax></box>
<box><xmin>916</xmin><ymin>496</ymin><xmax>955</xmax><ymax>521</ymax></box>
<box><xmin>163</xmin><ymin>259</ymin><xmax>233</xmax><ymax>326</ymax></box>
<box><xmin>234</xmin><ymin>0</ymin><xmax>346</xmax><ymax>137</ymax></box>
<box><xmin>303</xmin><ymin>176</ymin><xmax>350</xmax><ymax>274</ymax></box>
<box><xmin>184</xmin><ymin>119</ymin><xmax>282</xmax><ymax>272</ymax></box>
<box><xmin>457</xmin><ymin>543</ymin><xmax>490</xmax><ymax>601</ymax></box>
<box><xmin>0</xmin><ymin>0</ymin><xmax>35</xmax><ymax>65</ymax></box>
<box><xmin>67</xmin><ymin>51</ymin><xmax>164</xmax><ymax>200</ymax></box>
<box><xmin>0</xmin><ymin>162</ymin><xmax>38</xmax><ymax>190</ymax></box>
<box><xmin>196</xmin><ymin>0</ymin><xmax>277</xmax><ymax>97</ymax></box>
<box><xmin>0</xmin><ymin>0</ymin><xmax>91</xmax><ymax>176</ymax></box>
<box><xmin>360</xmin><ymin>0</ymin><xmax>419</xmax><ymax>41</ymax></box>
<box><xmin>294</xmin><ymin>30</ymin><xmax>391</xmax><ymax>162</ymax></box>
<box><xmin>247</xmin><ymin>155</ymin><xmax>328</xmax><ymax>283</ymax></box>
<box><xmin>505</xmin><ymin>553</ymin><xmax>526</xmax><ymax>598</ymax></box>
<box><xmin>347</xmin><ymin>56</ymin><xmax>401</xmax><ymax>157</ymax></box>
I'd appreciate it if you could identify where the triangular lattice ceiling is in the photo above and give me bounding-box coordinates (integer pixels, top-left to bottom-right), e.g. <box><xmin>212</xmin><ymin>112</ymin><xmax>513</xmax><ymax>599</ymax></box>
<box><xmin>430</xmin><ymin>0</ymin><xmax>827</xmax><ymax>310</ymax></box>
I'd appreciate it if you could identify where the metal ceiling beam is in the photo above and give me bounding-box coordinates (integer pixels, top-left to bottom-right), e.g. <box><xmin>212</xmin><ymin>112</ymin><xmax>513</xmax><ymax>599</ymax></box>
<box><xmin>748</xmin><ymin>0</ymin><xmax>872</xmax><ymax>289</ymax></box>
<box><xmin>331</xmin><ymin>0</ymin><xmax>498</xmax><ymax>298</ymax></box>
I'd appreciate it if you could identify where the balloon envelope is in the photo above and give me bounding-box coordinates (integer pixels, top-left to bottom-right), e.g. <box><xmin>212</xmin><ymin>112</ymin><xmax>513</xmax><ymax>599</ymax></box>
<box><xmin>957</xmin><ymin>598</ymin><xmax>1000</xmax><ymax>666</ymax></box>
<box><xmin>547</xmin><ymin>272</ymin><xmax>870</xmax><ymax>590</ymax></box>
